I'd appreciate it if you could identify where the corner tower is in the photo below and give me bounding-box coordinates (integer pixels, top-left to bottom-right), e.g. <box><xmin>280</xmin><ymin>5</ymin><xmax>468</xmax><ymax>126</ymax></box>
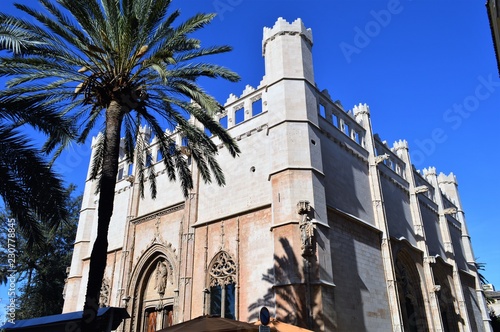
<box><xmin>263</xmin><ymin>18</ymin><xmax>331</xmax><ymax>331</ymax></box>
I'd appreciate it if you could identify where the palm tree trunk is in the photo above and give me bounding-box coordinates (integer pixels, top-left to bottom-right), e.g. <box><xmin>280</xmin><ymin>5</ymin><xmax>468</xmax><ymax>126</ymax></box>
<box><xmin>82</xmin><ymin>101</ymin><xmax>124</xmax><ymax>332</ymax></box>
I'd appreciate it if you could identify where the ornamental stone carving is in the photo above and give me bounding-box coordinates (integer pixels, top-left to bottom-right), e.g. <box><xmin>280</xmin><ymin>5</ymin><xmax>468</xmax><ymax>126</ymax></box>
<box><xmin>154</xmin><ymin>260</ymin><xmax>169</xmax><ymax>297</ymax></box>
<box><xmin>209</xmin><ymin>251</ymin><xmax>237</xmax><ymax>287</ymax></box>
<box><xmin>297</xmin><ymin>200</ymin><xmax>315</xmax><ymax>257</ymax></box>
<box><xmin>99</xmin><ymin>277</ymin><xmax>110</xmax><ymax>308</ymax></box>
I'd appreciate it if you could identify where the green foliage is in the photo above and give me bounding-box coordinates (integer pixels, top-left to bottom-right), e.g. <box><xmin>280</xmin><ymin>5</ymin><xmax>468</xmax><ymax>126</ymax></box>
<box><xmin>0</xmin><ymin>126</ymin><xmax>72</xmax><ymax>246</ymax></box>
<box><xmin>0</xmin><ymin>0</ymin><xmax>240</xmax><ymax>199</ymax></box>
<box><xmin>0</xmin><ymin>185</ymin><xmax>81</xmax><ymax>319</ymax></box>
<box><xmin>476</xmin><ymin>262</ymin><xmax>489</xmax><ymax>286</ymax></box>
<box><xmin>0</xmin><ymin>1</ymin><xmax>240</xmax><ymax>329</ymax></box>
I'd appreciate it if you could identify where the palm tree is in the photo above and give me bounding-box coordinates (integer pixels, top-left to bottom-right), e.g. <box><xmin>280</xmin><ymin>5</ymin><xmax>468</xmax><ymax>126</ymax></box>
<box><xmin>0</xmin><ymin>0</ymin><xmax>240</xmax><ymax>330</ymax></box>
<box><xmin>0</xmin><ymin>70</ymin><xmax>73</xmax><ymax>246</ymax></box>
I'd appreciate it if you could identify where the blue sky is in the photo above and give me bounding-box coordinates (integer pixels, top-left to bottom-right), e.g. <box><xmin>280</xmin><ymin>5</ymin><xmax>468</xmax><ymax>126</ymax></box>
<box><xmin>1</xmin><ymin>0</ymin><xmax>500</xmax><ymax>321</ymax></box>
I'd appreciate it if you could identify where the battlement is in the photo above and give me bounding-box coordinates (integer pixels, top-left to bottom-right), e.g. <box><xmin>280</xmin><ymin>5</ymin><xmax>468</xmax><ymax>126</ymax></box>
<box><xmin>438</xmin><ymin>172</ymin><xmax>458</xmax><ymax>185</ymax></box>
<box><xmin>262</xmin><ymin>17</ymin><xmax>313</xmax><ymax>55</ymax></box>
<box><xmin>353</xmin><ymin>103</ymin><xmax>370</xmax><ymax>117</ymax></box>
<box><xmin>423</xmin><ymin>167</ymin><xmax>437</xmax><ymax>177</ymax></box>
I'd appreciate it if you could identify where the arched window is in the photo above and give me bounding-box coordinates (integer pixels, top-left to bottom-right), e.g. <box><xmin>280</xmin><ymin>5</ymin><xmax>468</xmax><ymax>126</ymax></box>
<box><xmin>208</xmin><ymin>251</ymin><xmax>237</xmax><ymax>319</ymax></box>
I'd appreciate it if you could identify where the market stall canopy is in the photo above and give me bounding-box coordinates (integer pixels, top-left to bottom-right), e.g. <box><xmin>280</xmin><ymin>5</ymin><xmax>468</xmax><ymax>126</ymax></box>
<box><xmin>0</xmin><ymin>307</ymin><xmax>129</xmax><ymax>332</ymax></box>
<box><xmin>158</xmin><ymin>315</ymin><xmax>277</xmax><ymax>332</ymax></box>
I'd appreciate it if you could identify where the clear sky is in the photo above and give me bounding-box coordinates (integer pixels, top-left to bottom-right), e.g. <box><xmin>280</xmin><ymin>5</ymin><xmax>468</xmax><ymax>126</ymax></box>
<box><xmin>1</xmin><ymin>0</ymin><xmax>500</xmax><ymax>321</ymax></box>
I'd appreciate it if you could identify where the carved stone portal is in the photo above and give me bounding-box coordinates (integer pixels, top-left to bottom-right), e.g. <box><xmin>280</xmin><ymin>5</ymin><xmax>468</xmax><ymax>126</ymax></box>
<box><xmin>297</xmin><ymin>200</ymin><xmax>315</xmax><ymax>257</ymax></box>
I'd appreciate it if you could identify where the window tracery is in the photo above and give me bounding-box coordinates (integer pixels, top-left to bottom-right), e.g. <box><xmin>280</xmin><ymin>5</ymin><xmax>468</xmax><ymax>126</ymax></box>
<box><xmin>209</xmin><ymin>251</ymin><xmax>237</xmax><ymax>287</ymax></box>
<box><xmin>208</xmin><ymin>251</ymin><xmax>237</xmax><ymax>319</ymax></box>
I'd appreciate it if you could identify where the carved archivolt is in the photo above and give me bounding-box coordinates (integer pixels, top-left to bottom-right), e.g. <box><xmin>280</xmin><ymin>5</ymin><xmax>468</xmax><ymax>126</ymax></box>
<box><xmin>209</xmin><ymin>251</ymin><xmax>237</xmax><ymax>287</ymax></box>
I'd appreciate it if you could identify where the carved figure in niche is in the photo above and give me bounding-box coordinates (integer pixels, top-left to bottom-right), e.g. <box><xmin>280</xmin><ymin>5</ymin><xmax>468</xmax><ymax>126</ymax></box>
<box><xmin>99</xmin><ymin>278</ymin><xmax>110</xmax><ymax>307</ymax></box>
<box><xmin>154</xmin><ymin>260</ymin><xmax>168</xmax><ymax>296</ymax></box>
<box><xmin>297</xmin><ymin>200</ymin><xmax>315</xmax><ymax>257</ymax></box>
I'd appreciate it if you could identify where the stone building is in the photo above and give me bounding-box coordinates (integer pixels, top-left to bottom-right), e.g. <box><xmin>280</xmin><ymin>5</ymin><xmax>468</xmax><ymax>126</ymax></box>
<box><xmin>63</xmin><ymin>18</ymin><xmax>492</xmax><ymax>332</ymax></box>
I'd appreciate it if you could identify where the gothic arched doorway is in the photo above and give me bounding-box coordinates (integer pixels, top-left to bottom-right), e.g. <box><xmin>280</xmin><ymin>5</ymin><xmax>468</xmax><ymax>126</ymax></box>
<box><xmin>433</xmin><ymin>262</ymin><xmax>460</xmax><ymax>332</ymax></box>
<box><xmin>395</xmin><ymin>250</ymin><xmax>429</xmax><ymax>332</ymax></box>
<box><xmin>128</xmin><ymin>244</ymin><xmax>178</xmax><ymax>332</ymax></box>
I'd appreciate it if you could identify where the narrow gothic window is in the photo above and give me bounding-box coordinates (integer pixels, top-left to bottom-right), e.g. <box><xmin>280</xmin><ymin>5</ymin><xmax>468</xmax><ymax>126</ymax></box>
<box><xmin>235</xmin><ymin>108</ymin><xmax>244</xmax><ymax>124</ymax></box>
<box><xmin>144</xmin><ymin>309</ymin><xmax>157</xmax><ymax>332</ymax></box>
<box><xmin>117</xmin><ymin>167</ymin><xmax>124</xmax><ymax>180</ymax></box>
<box><xmin>332</xmin><ymin>113</ymin><xmax>339</xmax><ymax>127</ymax></box>
<box><xmin>146</xmin><ymin>152</ymin><xmax>153</xmax><ymax>167</ymax></box>
<box><xmin>162</xmin><ymin>305</ymin><xmax>174</xmax><ymax>328</ymax></box>
<box><xmin>220</xmin><ymin>116</ymin><xmax>228</xmax><ymax>129</ymax></box>
<box><xmin>252</xmin><ymin>98</ymin><xmax>262</xmax><ymax>116</ymax></box>
<box><xmin>319</xmin><ymin>103</ymin><xmax>326</xmax><ymax>118</ymax></box>
<box><xmin>208</xmin><ymin>251</ymin><xmax>236</xmax><ymax>319</ymax></box>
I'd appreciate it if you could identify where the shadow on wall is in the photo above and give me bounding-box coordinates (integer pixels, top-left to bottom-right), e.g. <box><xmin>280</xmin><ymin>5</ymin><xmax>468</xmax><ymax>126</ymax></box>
<box><xmin>247</xmin><ymin>237</ymin><xmax>324</xmax><ymax>330</ymax></box>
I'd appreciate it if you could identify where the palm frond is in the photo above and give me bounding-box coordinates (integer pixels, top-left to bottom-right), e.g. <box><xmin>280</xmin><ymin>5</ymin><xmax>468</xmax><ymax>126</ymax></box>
<box><xmin>0</xmin><ymin>126</ymin><xmax>68</xmax><ymax>246</ymax></box>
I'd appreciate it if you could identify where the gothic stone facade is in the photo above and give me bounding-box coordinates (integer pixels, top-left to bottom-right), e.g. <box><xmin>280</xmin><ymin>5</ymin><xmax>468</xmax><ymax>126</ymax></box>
<box><xmin>63</xmin><ymin>18</ymin><xmax>492</xmax><ymax>332</ymax></box>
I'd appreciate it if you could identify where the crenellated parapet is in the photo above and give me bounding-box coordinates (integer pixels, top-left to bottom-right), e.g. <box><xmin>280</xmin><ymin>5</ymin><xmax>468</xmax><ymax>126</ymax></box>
<box><xmin>423</xmin><ymin>166</ymin><xmax>437</xmax><ymax>177</ymax></box>
<box><xmin>353</xmin><ymin>103</ymin><xmax>370</xmax><ymax>117</ymax></box>
<box><xmin>391</xmin><ymin>139</ymin><xmax>409</xmax><ymax>160</ymax></box>
<box><xmin>219</xmin><ymin>83</ymin><xmax>266</xmax><ymax>131</ymax></box>
<box><xmin>437</xmin><ymin>172</ymin><xmax>458</xmax><ymax>185</ymax></box>
<box><xmin>262</xmin><ymin>17</ymin><xmax>313</xmax><ymax>55</ymax></box>
<box><xmin>373</xmin><ymin>136</ymin><xmax>407</xmax><ymax>181</ymax></box>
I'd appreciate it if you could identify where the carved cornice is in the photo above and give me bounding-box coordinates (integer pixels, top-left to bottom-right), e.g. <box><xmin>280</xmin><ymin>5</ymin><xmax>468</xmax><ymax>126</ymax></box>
<box><xmin>233</xmin><ymin>102</ymin><xmax>244</xmax><ymax>111</ymax></box>
<box><xmin>250</xmin><ymin>94</ymin><xmax>262</xmax><ymax>102</ymax></box>
<box><xmin>262</xmin><ymin>30</ymin><xmax>313</xmax><ymax>55</ymax></box>
<box><xmin>114</xmin><ymin>185</ymin><xmax>132</xmax><ymax>195</ymax></box>
<box><xmin>218</xmin><ymin>124</ymin><xmax>268</xmax><ymax>148</ymax></box>
<box><xmin>131</xmin><ymin>203</ymin><xmax>185</xmax><ymax>225</ymax></box>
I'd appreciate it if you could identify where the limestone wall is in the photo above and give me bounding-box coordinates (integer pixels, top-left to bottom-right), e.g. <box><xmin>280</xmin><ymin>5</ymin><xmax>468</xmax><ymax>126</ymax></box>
<box><xmin>190</xmin><ymin>207</ymin><xmax>274</xmax><ymax>321</ymax></box>
<box><xmin>317</xmin><ymin>97</ymin><xmax>374</xmax><ymax>224</ymax></box>
<box><xmin>328</xmin><ymin>209</ymin><xmax>392</xmax><ymax>332</ymax></box>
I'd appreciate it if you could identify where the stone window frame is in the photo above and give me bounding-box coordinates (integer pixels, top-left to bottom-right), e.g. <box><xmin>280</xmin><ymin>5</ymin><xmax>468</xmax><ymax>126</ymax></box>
<box><xmin>206</xmin><ymin>250</ymin><xmax>237</xmax><ymax>319</ymax></box>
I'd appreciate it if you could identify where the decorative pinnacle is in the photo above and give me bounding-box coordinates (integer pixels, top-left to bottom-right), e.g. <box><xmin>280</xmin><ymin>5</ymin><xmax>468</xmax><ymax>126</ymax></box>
<box><xmin>423</xmin><ymin>167</ymin><xmax>437</xmax><ymax>176</ymax></box>
<box><xmin>353</xmin><ymin>103</ymin><xmax>370</xmax><ymax>116</ymax></box>
<box><xmin>437</xmin><ymin>172</ymin><xmax>458</xmax><ymax>185</ymax></box>
<box><xmin>392</xmin><ymin>139</ymin><xmax>408</xmax><ymax>151</ymax></box>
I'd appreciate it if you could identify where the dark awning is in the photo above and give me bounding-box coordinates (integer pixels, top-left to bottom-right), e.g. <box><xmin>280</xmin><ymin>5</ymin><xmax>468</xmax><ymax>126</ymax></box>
<box><xmin>0</xmin><ymin>307</ymin><xmax>130</xmax><ymax>332</ymax></box>
<box><xmin>158</xmin><ymin>315</ymin><xmax>277</xmax><ymax>332</ymax></box>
